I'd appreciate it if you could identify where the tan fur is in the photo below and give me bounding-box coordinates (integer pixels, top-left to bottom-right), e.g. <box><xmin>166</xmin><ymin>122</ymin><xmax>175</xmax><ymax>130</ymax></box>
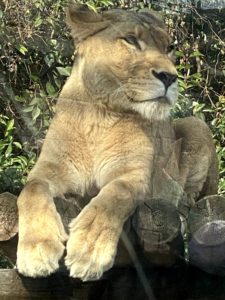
<box><xmin>174</xmin><ymin>117</ymin><xmax>219</xmax><ymax>202</ymax></box>
<box><xmin>17</xmin><ymin>5</ymin><xmax>218</xmax><ymax>281</ymax></box>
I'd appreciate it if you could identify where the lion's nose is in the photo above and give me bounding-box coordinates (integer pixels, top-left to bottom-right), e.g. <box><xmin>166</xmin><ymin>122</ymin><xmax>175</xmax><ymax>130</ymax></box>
<box><xmin>152</xmin><ymin>70</ymin><xmax>177</xmax><ymax>90</ymax></box>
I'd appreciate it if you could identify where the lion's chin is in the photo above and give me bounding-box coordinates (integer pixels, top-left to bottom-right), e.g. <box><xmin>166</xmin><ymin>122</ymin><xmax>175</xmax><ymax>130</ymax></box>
<box><xmin>131</xmin><ymin>100</ymin><xmax>172</xmax><ymax>121</ymax></box>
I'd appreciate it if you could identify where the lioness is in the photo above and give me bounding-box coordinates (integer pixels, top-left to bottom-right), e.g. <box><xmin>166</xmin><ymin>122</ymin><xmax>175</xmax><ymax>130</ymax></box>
<box><xmin>17</xmin><ymin>5</ymin><xmax>218</xmax><ymax>281</ymax></box>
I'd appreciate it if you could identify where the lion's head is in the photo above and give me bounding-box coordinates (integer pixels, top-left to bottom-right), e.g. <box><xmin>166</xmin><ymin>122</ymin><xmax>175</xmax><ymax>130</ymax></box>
<box><xmin>61</xmin><ymin>4</ymin><xmax>178</xmax><ymax>120</ymax></box>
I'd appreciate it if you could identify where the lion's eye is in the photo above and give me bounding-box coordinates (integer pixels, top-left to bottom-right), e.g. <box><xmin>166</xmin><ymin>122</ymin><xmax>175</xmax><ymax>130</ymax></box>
<box><xmin>122</xmin><ymin>35</ymin><xmax>141</xmax><ymax>50</ymax></box>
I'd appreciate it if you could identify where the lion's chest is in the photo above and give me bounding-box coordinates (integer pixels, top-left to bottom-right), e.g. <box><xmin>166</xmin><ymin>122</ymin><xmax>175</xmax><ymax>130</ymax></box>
<box><xmin>79</xmin><ymin>117</ymin><xmax>154</xmax><ymax>188</ymax></box>
<box><xmin>50</xmin><ymin>108</ymin><xmax>175</xmax><ymax>196</ymax></box>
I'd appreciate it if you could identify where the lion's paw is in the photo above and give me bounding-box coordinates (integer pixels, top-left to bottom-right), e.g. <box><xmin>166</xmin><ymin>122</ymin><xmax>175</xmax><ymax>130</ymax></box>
<box><xmin>17</xmin><ymin>212</ymin><xmax>68</xmax><ymax>277</ymax></box>
<box><xmin>65</xmin><ymin>205</ymin><xmax>120</xmax><ymax>281</ymax></box>
<box><xmin>17</xmin><ymin>238</ymin><xmax>65</xmax><ymax>277</ymax></box>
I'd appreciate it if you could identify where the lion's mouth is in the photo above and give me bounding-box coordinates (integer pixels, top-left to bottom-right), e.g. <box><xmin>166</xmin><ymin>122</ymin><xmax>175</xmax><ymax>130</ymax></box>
<box><xmin>128</xmin><ymin>95</ymin><xmax>171</xmax><ymax>105</ymax></box>
<box><xmin>148</xmin><ymin>96</ymin><xmax>170</xmax><ymax>104</ymax></box>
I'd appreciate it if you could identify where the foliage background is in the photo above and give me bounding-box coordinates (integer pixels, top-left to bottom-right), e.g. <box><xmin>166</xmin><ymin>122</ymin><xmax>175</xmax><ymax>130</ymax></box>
<box><xmin>0</xmin><ymin>0</ymin><xmax>224</xmax><ymax>268</ymax></box>
<box><xmin>0</xmin><ymin>0</ymin><xmax>225</xmax><ymax>193</ymax></box>
<box><xmin>1</xmin><ymin>0</ymin><xmax>224</xmax><ymax>195</ymax></box>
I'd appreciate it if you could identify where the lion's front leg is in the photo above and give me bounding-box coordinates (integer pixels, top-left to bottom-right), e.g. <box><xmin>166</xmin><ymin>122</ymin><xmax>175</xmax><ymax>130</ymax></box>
<box><xmin>17</xmin><ymin>178</ymin><xmax>68</xmax><ymax>277</ymax></box>
<box><xmin>65</xmin><ymin>179</ymin><xmax>143</xmax><ymax>281</ymax></box>
<box><xmin>65</xmin><ymin>204</ymin><xmax>122</xmax><ymax>281</ymax></box>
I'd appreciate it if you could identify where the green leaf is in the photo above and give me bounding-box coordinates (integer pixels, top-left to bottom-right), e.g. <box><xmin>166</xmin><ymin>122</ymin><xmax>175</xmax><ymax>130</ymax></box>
<box><xmin>47</xmin><ymin>17</ymin><xmax>54</xmax><ymax>26</ymax></box>
<box><xmin>17</xmin><ymin>44</ymin><xmax>28</xmax><ymax>55</ymax></box>
<box><xmin>192</xmin><ymin>102</ymin><xmax>205</xmax><ymax>113</ymax></box>
<box><xmin>23</xmin><ymin>106</ymin><xmax>34</xmax><ymax>113</ymax></box>
<box><xmin>99</xmin><ymin>0</ymin><xmax>113</xmax><ymax>5</ymax></box>
<box><xmin>15</xmin><ymin>96</ymin><xmax>25</xmax><ymax>103</ymax></box>
<box><xmin>6</xmin><ymin>119</ymin><xmax>14</xmax><ymax>131</ymax></box>
<box><xmin>32</xmin><ymin>106</ymin><xmax>41</xmax><ymax>120</ymax></box>
<box><xmin>4</xmin><ymin>119</ymin><xmax>14</xmax><ymax>137</ymax></box>
<box><xmin>11</xmin><ymin>157</ymin><xmax>27</xmax><ymax>168</ymax></box>
<box><xmin>13</xmin><ymin>142</ymin><xmax>22</xmax><ymax>149</ymax></box>
<box><xmin>29</xmin><ymin>97</ymin><xmax>40</xmax><ymax>105</ymax></box>
<box><xmin>50</xmin><ymin>39</ymin><xmax>57</xmax><ymax>46</ymax></box>
<box><xmin>190</xmin><ymin>51</ymin><xmax>204</xmax><ymax>58</ymax></box>
<box><xmin>16</xmin><ymin>156</ymin><xmax>28</xmax><ymax>166</ymax></box>
<box><xmin>46</xmin><ymin>82</ymin><xmax>55</xmax><ymax>95</ymax></box>
<box><xmin>34</xmin><ymin>16</ymin><xmax>43</xmax><ymax>27</ymax></box>
<box><xmin>0</xmin><ymin>143</ymin><xmax>8</xmax><ymax>151</ymax></box>
<box><xmin>30</xmin><ymin>74</ymin><xmax>39</xmax><ymax>82</ymax></box>
<box><xmin>56</xmin><ymin>67</ymin><xmax>72</xmax><ymax>76</ymax></box>
<box><xmin>175</xmin><ymin>50</ymin><xmax>184</xmax><ymax>57</ymax></box>
<box><xmin>86</xmin><ymin>2</ymin><xmax>97</xmax><ymax>12</ymax></box>
<box><xmin>5</xmin><ymin>143</ymin><xmax>12</xmax><ymax>158</ymax></box>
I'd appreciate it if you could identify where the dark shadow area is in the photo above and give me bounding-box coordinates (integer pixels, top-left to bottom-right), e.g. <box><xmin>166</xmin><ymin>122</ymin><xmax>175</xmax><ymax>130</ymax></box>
<box><xmin>2</xmin><ymin>264</ymin><xmax>225</xmax><ymax>300</ymax></box>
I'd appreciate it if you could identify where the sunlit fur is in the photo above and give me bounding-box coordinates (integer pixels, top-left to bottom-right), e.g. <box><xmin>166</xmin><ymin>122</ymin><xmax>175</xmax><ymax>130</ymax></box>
<box><xmin>17</xmin><ymin>6</ymin><xmax>179</xmax><ymax>281</ymax></box>
<box><xmin>60</xmin><ymin>8</ymin><xmax>178</xmax><ymax>120</ymax></box>
<box><xmin>16</xmin><ymin>5</ymin><xmax>218</xmax><ymax>283</ymax></box>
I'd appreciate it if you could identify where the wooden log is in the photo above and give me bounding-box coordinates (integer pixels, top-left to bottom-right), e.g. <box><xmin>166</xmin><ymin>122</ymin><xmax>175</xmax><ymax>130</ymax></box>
<box><xmin>0</xmin><ymin>268</ymin><xmax>76</xmax><ymax>299</ymax></box>
<box><xmin>2</xmin><ymin>195</ymin><xmax>225</xmax><ymax>299</ymax></box>
<box><xmin>0</xmin><ymin>235</ymin><xmax>18</xmax><ymax>265</ymax></box>
<box><xmin>188</xmin><ymin>195</ymin><xmax>225</xmax><ymax>275</ymax></box>
<box><xmin>132</xmin><ymin>198</ymin><xmax>184</xmax><ymax>266</ymax></box>
<box><xmin>0</xmin><ymin>192</ymin><xmax>18</xmax><ymax>241</ymax></box>
<box><xmin>1</xmin><ymin>265</ymin><xmax>225</xmax><ymax>299</ymax></box>
<box><xmin>0</xmin><ymin>192</ymin><xmax>18</xmax><ymax>266</ymax></box>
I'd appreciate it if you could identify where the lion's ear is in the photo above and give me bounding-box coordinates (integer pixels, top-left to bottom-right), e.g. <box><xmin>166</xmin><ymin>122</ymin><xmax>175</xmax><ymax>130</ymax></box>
<box><xmin>66</xmin><ymin>4</ymin><xmax>110</xmax><ymax>44</ymax></box>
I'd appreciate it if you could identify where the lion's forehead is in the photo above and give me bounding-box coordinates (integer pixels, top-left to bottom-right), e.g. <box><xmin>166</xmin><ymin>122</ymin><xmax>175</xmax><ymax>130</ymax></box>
<box><xmin>103</xmin><ymin>9</ymin><xmax>165</xmax><ymax>28</ymax></box>
<box><xmin>99</xmin><ymin>12</ymin><xmax>170</xmax><ymax>50</ymax></box>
